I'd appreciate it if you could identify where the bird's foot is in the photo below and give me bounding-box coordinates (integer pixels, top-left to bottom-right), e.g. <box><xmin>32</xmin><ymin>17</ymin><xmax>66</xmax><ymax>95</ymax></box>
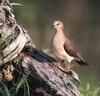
<box><xmin>64</xmin><ymin>62</ymin><xmax>71</xmax><ymax>75</ymax></box>
<box><xmin>53</xmin><ymin>60</ymin><xmax>64</xmax><ymax>70</ymax></box>
<box><xmin>53</xmin><ymin>62</ymin><xmax>60</xmax><ymax>70</ymax></box>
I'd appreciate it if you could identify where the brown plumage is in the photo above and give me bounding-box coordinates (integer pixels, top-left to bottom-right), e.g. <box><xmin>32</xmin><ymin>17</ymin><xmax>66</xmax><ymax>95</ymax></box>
<box><xmin>64</xmin><ymin>38</ymin><xmax>88</xmax><ymax>66</ymax></box>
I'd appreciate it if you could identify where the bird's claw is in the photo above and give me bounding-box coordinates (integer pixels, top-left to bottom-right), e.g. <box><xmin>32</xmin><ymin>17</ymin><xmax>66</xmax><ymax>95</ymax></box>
<box><xmin>53</xmin><ymin>62</ymin><xmax>60</xmax><ymax>70</ymax></box>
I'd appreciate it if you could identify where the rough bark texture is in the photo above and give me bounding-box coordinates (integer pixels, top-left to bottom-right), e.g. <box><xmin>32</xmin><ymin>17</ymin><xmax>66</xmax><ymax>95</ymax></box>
<box><xmin>0</xmin><ymin>0</ymin><xmax>80</xmax><ymax>96</ymax></box>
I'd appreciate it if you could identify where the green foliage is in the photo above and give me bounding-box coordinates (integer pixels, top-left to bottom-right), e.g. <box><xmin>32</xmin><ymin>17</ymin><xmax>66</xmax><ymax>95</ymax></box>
<box><xmin>79</xmin><ymin>83</ymin><xmax>100</xmax><ymax>96</ymax></box>
<box><xmin>16</xmin><ymin>72</ymin><xmax>30</xmax><ymax>94</ymax></box>
<box><xmin>0</xmin><ymin>81</ymin><xmax>10</xmax><ymax>96</ymax></box>
<box><xmin>0</xmin><ymin>66</ymin><xmax>31</xmax><ymax>96</ymax></box>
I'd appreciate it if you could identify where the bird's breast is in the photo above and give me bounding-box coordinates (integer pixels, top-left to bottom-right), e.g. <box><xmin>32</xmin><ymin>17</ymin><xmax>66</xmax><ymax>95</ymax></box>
<box><xmin>51</xmin><ymin>34</ymin><xmax>74</xmax><ymax>62</ymax></box>
<box><xmin>51</xmin><ymin>35</ymin><xmax>66</xmax><ymax>59</ymax></box>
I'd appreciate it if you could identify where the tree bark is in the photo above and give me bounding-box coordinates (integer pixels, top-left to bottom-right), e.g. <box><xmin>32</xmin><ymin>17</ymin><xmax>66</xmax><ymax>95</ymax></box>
<box><xmin>0</xmin><ymin>0</ymin><xmax>80</xmax><ymax>96</ymax></box>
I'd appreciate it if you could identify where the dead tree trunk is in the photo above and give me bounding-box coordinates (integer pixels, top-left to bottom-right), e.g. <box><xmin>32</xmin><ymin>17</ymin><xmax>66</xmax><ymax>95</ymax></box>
<box><xmin>0</xmin><ymin>0</ymin><xmax>80</xmax><ymax>96</ymax></box>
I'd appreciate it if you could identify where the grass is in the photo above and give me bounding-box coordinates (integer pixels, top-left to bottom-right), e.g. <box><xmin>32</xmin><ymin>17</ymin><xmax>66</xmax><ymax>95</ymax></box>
<box><xmin>79</xmin><ymin>83</ymin><xmax>100</xmax><ymax>96</ymax></box>
<box><xmin>0</xmin><ymin>74</ymin><xmax>100</xmax><ymax>96</ymax></box>
<box><xmin>0</xmin><ymin>65</ymin><xmax>31</xmax><ymax>96</ymax></box>
<box><xmin>0</xmin><ymin>30</ymin><xmax>32</xmax><ymax>96</ymax></box>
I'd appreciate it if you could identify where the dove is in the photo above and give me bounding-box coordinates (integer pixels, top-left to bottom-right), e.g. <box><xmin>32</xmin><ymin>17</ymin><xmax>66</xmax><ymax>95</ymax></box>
<box><xmin>51</xmin><ymin>20</ymin><xmax>88</xmax><ymax>71</ymax></box>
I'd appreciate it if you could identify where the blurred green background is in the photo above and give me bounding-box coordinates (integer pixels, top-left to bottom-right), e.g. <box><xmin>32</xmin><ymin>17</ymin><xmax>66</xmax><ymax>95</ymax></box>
<box><xmin>12</xmin><ymin>0</ymin><xmax>100</xmax><ymax>87</ymax></box>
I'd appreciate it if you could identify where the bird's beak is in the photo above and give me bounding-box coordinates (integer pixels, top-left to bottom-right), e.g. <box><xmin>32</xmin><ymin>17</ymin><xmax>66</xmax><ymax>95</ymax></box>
<box><xmin>50</xmin><ymin>25</ymin><xmax>54</xmax><ymax>29</ymax></box>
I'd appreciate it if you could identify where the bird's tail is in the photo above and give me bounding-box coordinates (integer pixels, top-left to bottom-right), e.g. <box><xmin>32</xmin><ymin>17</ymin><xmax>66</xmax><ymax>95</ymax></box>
<box><xmin>75</xmin><ymin>59</ymin><xmax>89</xmax><ymax>66</ymax></box>
<box><xmin>75</xmin><ymin>53</ymin><xmax>89</xmax><ymax>66</ymax></box>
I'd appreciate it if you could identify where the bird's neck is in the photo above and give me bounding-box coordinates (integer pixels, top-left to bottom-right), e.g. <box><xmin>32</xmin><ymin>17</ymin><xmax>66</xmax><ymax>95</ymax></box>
<box><xmin>53</xmin><ymin>28</ymin><xmax>66</xmax><ymax>42</ymax></box>
<box><xmin>55</xmin><ymin>28</ymin><xmax>65</xmax><ymax>36</ymax></box>
<box><xmin>56</xmin><ymin>27</ymin><xmax>64</xmax><ymax>33</ymax></box>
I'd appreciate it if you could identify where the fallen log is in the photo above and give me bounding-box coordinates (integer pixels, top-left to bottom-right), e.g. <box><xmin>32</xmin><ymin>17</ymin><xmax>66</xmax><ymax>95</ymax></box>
<box><xmin>0</xmin><ymin>0</ymin><xmax>80</xmax><ymax>96</ymax></box>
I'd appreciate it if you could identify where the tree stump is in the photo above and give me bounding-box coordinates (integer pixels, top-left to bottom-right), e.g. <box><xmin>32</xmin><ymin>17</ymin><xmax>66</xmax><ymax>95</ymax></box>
<box><xmin>0</xmin><ymin>0</ymin><xmax>80</xmax><ymax>96</ymax></box>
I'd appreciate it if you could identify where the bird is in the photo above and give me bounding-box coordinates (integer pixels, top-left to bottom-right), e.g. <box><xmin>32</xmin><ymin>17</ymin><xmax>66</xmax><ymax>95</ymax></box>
<box><xmin>51</xmin><ymin>20</ymin><xmax>88</xmax><ymax>72</ymax></box>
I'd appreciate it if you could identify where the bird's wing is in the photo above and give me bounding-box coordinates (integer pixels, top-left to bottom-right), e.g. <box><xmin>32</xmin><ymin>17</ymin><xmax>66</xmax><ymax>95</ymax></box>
<box><xmin>63</xmin><ymin>38</ymin><xmax>88</xmax><ymax>65</ymax></box>
<box><xmin>63</xmin><ymin>38</ymin><xmax>78</xmax><ymax>57</ymax></box>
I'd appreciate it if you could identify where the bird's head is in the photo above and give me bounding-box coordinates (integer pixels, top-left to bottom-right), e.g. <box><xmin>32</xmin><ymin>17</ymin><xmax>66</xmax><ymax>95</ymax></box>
<box><xmin>52</xmin><ymin>20</ymin><xmax>64</xmax><ymax>30</ymax></box>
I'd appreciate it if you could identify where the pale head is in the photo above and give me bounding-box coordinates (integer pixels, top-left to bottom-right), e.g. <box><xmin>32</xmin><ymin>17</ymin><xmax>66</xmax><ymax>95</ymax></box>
<box><xmin>53</xmin><ymin>20</ymin><xmax>64</xmax><ymax>30</ymax></box>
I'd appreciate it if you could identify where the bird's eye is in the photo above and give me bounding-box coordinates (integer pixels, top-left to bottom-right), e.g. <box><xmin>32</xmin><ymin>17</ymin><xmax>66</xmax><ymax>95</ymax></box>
<box><xmin>57</xmin><ymin>23</ymin><xmax>59</xmax><ymax>25</ymax></box>
<box><xmin>56</xmin><ymin>23</ymin><xmax>59</xmax><ymax>26</ymax></box>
